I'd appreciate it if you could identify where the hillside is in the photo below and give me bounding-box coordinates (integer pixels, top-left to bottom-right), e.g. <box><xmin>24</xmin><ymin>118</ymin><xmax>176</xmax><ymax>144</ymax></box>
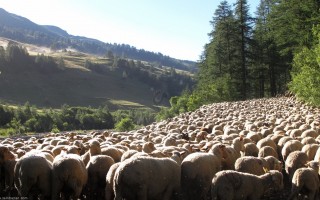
<box><xmin>0</xmin><ymin>39</ymin><xmax>194</xmax><ymax>110</ymax></box>
<box><xmin>0</xmin><ymin>8</ymin><xmax>197</xmax><ymax>72</ymax></box>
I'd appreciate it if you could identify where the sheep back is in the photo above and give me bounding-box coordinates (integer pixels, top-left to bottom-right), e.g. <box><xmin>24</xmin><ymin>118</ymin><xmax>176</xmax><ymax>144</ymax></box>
<box><xmin>211</xmin><ymin>170</ymin><xmax>283</xmax><ymax>200</ymax></box>
<box><xmin>114</xmin><ymin>156</ymin><xmax>180</xmax><ymax>200</ymax></box>
<box><xmin>14</xmin><ymin>154</ymin><xmax>52</xmax><ymax>198</ymax></box>
<box><xmin>51</xmin><ymin>154</ymin><xmax>88</xmax><ymax>200</ymax></box>
<box><xmin>181</xmin><ymin>152</ymin><xmax>221</xmax><ymax>200</ymax></box>
<box><xmin>288</xmin><ymin>168</ymin><xmax>320</xmax><ymax>200</ymax></box>
<box><xmin>235</xmin><ymin>156</ymin><xmax>269</xmax><ymax>176</ymax></box>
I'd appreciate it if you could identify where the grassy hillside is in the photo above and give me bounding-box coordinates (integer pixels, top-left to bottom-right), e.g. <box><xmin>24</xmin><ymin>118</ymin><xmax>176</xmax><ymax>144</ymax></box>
<box><xmin>0</xmin><ymin>65</ymin><xmax>153</xmax><ymax>109</ymax></box>
<box><xmin>0</xmin><ymin>38</ymin><xmax>194</xmax><ymax>110</ymax></box>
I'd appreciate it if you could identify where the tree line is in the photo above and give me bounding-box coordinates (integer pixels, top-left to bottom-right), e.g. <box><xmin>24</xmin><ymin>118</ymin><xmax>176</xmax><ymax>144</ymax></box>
<box><xmin>0</xmin><ymin>42</ymin><xmax>64</xmax><ymax>73</ymax></box>
<box><xmin>0</xmin><ymin>102</ymin><xmax>156</xmax><ymax>136</ymax></box>
<box><xmin>157</xmin><ymin>0</ymin><xmax>320</xmax><ymax>120</ymax></box>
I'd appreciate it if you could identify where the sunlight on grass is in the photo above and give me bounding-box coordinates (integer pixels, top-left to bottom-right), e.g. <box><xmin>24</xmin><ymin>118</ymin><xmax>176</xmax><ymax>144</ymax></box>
<box><xmin>109</xmin><ymin>99</ymin><xmax>145</xmax><ymax>107</ymax></box>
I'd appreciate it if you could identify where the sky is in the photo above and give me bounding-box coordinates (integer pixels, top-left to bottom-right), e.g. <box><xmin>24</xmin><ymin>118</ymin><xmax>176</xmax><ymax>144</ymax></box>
<box><xmin>0</xmin><ymin>0</ymin><xmax>259</xmax><ymax>61</ymax></box>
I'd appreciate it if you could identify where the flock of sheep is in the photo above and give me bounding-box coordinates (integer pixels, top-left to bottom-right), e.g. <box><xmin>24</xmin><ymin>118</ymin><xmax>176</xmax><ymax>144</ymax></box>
<box><xmin>1</xmin><ymin>96</ymin><xmax>320</xmax><ymax>200</ymax></box>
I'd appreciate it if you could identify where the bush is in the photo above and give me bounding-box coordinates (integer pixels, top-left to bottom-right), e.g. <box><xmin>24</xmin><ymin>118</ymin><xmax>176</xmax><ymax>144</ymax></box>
<box><xmin>289</xmin><ymin>26</ymin><xmax>320</xmax><ymax>106</ymax></box>
<box><xmin>115</xmin><ymin>117</ymin><xmax>135</xmax><ymax>131</ymax></box>
<box><xmin>0</xmin><ymin>128</ymin><xmax>16</xmax><ymax>137</ymax></box>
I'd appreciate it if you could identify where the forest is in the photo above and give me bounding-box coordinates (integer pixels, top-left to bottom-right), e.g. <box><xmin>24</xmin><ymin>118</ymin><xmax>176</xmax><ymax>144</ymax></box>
<box><xmin>157</xmin><ymin>0</ymin><xmax>320</xmax><ymax>119</ymax></box>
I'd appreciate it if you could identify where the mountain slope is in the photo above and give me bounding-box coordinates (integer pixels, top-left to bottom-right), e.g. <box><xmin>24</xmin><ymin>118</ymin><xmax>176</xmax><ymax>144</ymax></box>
<box><xmin>0</xmin><ymin>8</ymin><xmax>197</xmax><ymax>72</ymax></box>
<box><xmin>0</xmin><ymin>39</ymin><xmax>195</xmax><ymax>110</ymax></box>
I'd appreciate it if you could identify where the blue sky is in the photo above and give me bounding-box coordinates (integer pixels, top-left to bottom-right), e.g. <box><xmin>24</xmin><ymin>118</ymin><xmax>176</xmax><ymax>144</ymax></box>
<box><xmin>0</xmin><ymin>0</ymin><xmax>259</xmax><ymax>61</ymax></box>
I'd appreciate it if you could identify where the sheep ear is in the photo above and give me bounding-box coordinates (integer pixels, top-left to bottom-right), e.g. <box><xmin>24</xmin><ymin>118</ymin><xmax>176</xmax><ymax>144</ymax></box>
<box><xmin>263</xmin><ymin>167</ymin><xmax>269</xmax><ymax>173</ymax></box>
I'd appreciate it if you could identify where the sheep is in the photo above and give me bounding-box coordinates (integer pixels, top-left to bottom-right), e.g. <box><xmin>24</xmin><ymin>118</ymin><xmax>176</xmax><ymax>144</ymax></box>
<box><xmin>113</xmin><ymin>155</ymin><xmax>181</xmax><ymax>200</ymax></box>
<box><xmin>82</xmin><ymin>140</ymin><xmax>101</xmax><ymax>165</ymax></box>
<box><xmin>258</xmin><ymin>146</ymin><xmax>279</xmax><ymax>159</ymax></box>
<box><xmin>101</xmin><ymin>146</ymin><xmax>124</xmax><ymax>162</ymax></box>
<box><xmin>51</xmin><ymin>153</ymin><xmax>88</xmax><ymax>200</ymax></box>
<box><xmin>142</xmin><ymin>141</ymin><xmax>156</xmax><ymax>153</ymax></box>
<box><xmin>105</xmin><ymin>162</ymin><xmax>121</xmax><ymax>200</ymax></box>
<box><xmin>234</xmin><ymin>156</ymin><xmax>269</xmax><ymax>176</ymax></box>
<box><xmin>289</xmin><ymin>129</ymin><xmax>303</xmax><ymax>138</ymax></box>
<box><xmin>285</xmin><ymin>151</ymin><xmax>309</xmax><ymax>181</ymax></box>
<box><xmin>211</xmin><ymin>170</ymin><xmax>284</xmax><ymax>200</ymax></box>
<box><xmin>2</xmin><ymin>159</ymin><xmax>17</xmax><ymax>196</ymax></box>
<box><xmin>301</xmin><ymin>144</ymin><xmax>319</xmax><ymax>161</ymax></box>
<box><xmin>14</xmin><ymin>154</ymin><xmax>52</xmax><ymax>199</ymax></box>
<box><xmin>281</xmin><ymin>140</ymin><xmax>303</xmax><ymax>161</ymax></box>
<box><xmin>0</xmin><ymin>145</ymin><xmax>16</xmax><ymax>195</ymax></box>
<box><xmin>256</xmin><ymin>137</ymin><xmax>277</xmax><ymax>151</ymax></box>
<box><xmin>120</xmin><ymin>149</ymin><xmax>139</xmax><ymax>161</ymax></box>
<box><xmin>288</xmin><ymin>167</ymin><xmax>320</xmax><ymax>200</ymax></box>
<box><xmin>277</xmin><ymin>136</ymin><xmax>293</xmax><ymax>156</ymax></box>
<box><xmin>243</xmin><ymin>142</ymin><xmax>259</xmax><ymax>157</ymax></box>
<box><xmin>86</xmin><ymin>155</ymin><xmax>115</xmax><ymax>199</ymax></box>
<box><xmin>301</xmin><ymin>136</ymin><xmax>317</xmax><ymax>145</ymax></box>
<box><xmin>66</xmin><ymin>145</ymin><xmax>81</xmax><ymax>155</ymax></box>
<box><xmin>180</xmin><ymin>144</ymin><xmax>224</xmax><ymax>200</ymax></box>
<box><xmin>264</xmin><ymin>156</ymin><xmax>283</xmax><ymax>172</ymax></box>
<box><xmin>0</xmin><ymin>145</ymin><xmax>15</xmax><ymax>164</ymax></box>
<box><xmin>313</xmin><ymin>146</ymin><xmax>320</xmax><ymax>163</ymax></box>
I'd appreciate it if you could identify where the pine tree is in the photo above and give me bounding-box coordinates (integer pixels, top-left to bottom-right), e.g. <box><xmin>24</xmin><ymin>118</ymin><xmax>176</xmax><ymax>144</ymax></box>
<box><xmin>234</xmin><ymin>0</ymin><xmax>254</xmax><ymax>99</ymax></box>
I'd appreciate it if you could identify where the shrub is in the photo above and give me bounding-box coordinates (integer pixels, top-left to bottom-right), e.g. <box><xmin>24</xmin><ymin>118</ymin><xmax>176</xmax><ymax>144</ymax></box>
<box><xmin>115</xmin><ymin>117</ymin><xmax>135</xmax><ymax>131</ymax></box>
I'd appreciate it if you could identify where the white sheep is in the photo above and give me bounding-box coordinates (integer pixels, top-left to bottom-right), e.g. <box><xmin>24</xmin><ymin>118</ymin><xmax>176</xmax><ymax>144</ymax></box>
<box><xmin>180</xmin><ymin>144</ymin><xmax>224</xmax><ymax>200</ymax></box>
<box><xmin>211</xmin><ymin>170</ymin><xmax>284</xmax><ymax>200</ymax></box>
<box><xmin>113</xmin><ymin>156</ymin><xmax>180</xmax><ymax>200</ymax></box>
